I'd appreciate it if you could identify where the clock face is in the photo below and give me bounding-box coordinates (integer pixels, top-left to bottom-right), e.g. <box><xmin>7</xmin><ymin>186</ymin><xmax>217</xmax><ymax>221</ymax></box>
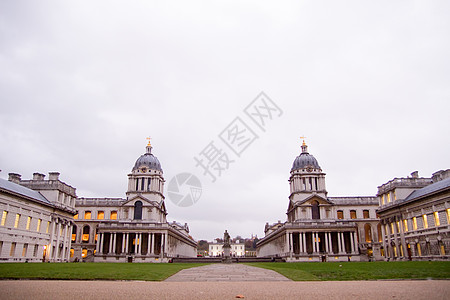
<box><xmin>141</xmin><ymin>168</ymin><xmax>147</xmax><ymax>173</ymax></box>
<box><xmin>306</xmin><ymin>167</ymin><xmax>313</xmax><ymax>172</ymax></box>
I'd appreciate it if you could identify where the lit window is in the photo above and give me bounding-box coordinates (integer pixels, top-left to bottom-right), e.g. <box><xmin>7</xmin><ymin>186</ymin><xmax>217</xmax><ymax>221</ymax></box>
<box><xmin>422</xmin><ymin>215</ymin><xmax>428</xmax><ymax>229</ymax></box>
<box><xmin>81</xmin><ymin>248</ymin><xmax>87</xmax><ymax>258</ymax></box>
<box><xmin>387</xmin><ymin>193</ymin><xmax>391</xmax><ymax>203</ymax></box>
<box><xmin>70</xmin><ymin>248</ymin><xmax>74</xmax><ymax>258</ymax></box>
<box><xmin>97</xmin><ymin>211</ymin><xmax>104</xmax><ymax>220</ymax></box>
<box><xmin>84</xmin><ymin>211</ymin><xmax>91</xmax><ymax>220</ymax></box>
<box><xmin>380</xmin><ymin>195</ymin><xmax>384</xmax><ymax>205</ymax></box>
<box><xmin>37</xmin><ymin>219</ymin><xmax>42</xmax><ymax>232</ymax></box>
<box><xmin>434</xmin><ymin>212</ymin><xmax>440</xmax><ymax>226</ymax></box>
<box><xmin>14</xmin><ymin>214</ymin><xmax>20</xmax><ymax>228</ymax></box>
<box><xmin>22</xmin><ymin>244</ymin><xmax>28</xmax><ymax>257</ymax></box>
<box><xmin>417</xmin><ymin>243</ymin><xmax>422</xmax><ymax>256</ymax></box>
<box><xmin>10</xmin><ymin>242</ymin><xmax>16</xmax><ymax>257</ymax></box>
<box><xmin>390</xmin><ymin>222</ymin><xmax>394</xmax><ymax>234</ymax></box>
<box><xmin>447</xmin><ymin>209</ymin><xmax>450</xmax><ymax>224</ymax></box>
<box><xmin>1</xmin><ymin>211</ymin><xmax>7</xmax><ymax>226</ymax></box>
<box><xmin>441</xmin><ymin>245</ymin><xmax>445</xmax><ymax>255</ymax></box>
<box><xmin>26</xmin><ymin>217</ymin><xmax>31</xmax><ymax>230</ymax></box>
<box><xmin>46</xmin><ymin>221</ymin><xmax>50</xmax><ymax>233</ymax></box>
<box><xmin>350</xmin><ymin>210</ymin><xmax>357</xmax><ymax>219</ymax></box>
<box><xmin>337</xmin><ymin>210</ymin><xmax>344</xmax><ymax>219</ymax></box>
<box><xmin>363</xmin><ymin>210</ymin><xmax>370</xmax><ymax>219</ymax></box>
<box><xmin>413</xmin><ymin>217</ymin><xmax>418</xmax><ymax>230</ymax></box>
<box><xmin>393</xmin><ymin>246</ymin><xmax>397</xmax><ymax>257</ymax></box>
<box><xmin>394</xmin><ymin>190</ymin><xmax>397</xmax><ymax>201</ymax></box>
<box><xmin>82</xmin><ymin>226</ymin><xmax>90</xmax><ymax>242</ymax></box>
<box><xmin>396</xmin><ymin>221</ymin><xmax>400</xmax><ymax>233</ymax></box>
<box><xmin>72</xmin><ymin>233</ymin><xmax>76</xmax><ymax>242</ymax></box>
<box><xmin>74</xmin><ymin>214</ymin><xmax>78</xmax><ymax>220</ymax></box>
<box><xmin>403</xmin><ymin>219</ymin><xmax>408</xmax><ymax>232</ymax></box>
<box><xmin>400</xmin><ymin>245</ymin><xmax>404</xmax><ymax>257</ymax></box>
<box><xmin>110</xmin><ymin>211</ymin><xmax>117</xmax><ymax>220</ymax></box>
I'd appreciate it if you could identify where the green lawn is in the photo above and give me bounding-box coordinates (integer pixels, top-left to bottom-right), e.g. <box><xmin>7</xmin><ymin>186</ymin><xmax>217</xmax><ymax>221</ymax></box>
<box><xmin>246</xmin><ymin>261</ymin><xmax>450</xmax><ymax>281</ymax></box>
<box><xmin>0</xmin><ymin>262</ymin><xmax>207</xmax><ymax>281</ymax></box>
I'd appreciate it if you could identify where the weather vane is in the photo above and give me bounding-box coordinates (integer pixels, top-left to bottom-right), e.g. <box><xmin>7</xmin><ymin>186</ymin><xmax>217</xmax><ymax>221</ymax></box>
<box><xmin>146</xmin><ymin>137</ymin><xmax>152</xmax><ymax>147</ymax></box>
<box><xmin>300</xmin><ymin>136</ymin><xmax>306</xmax><ymax>146</ymax></box>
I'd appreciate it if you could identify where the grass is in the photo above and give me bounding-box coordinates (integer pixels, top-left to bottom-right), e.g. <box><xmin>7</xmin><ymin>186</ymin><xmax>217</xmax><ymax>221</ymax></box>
<box><xmin>246</xmin><ymin>261</ymin><xmax>450</xmax><ymax>281</ymax></box>
<box><xmin>0</xmin><ymin>262</ymin><xmax>207</xmax><ymax>281</ymax></box>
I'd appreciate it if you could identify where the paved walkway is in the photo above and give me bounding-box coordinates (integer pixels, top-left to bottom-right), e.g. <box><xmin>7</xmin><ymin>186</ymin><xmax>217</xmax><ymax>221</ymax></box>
<box><xmin>164</xmin><ymin>263</ymin><xmax>291</xmax><ymax>281</ymax></box>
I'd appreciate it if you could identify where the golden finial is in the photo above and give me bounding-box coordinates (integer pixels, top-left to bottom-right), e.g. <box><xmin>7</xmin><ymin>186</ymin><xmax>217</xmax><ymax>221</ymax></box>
<box><xmin>146</xmin><ymin>137</ymin><xmax>152</xmax><ymax>147</ymax></box>
<box><xmin>300</xmin><ymin>136</ymin><xmax>306</xmax><ymax>146</ymax></box>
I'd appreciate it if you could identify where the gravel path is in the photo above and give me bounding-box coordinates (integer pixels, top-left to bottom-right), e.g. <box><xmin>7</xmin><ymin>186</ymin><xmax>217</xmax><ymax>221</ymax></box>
<box><xmin>1</xmin><ymin>280</ymin><xmax>449</xmax><ymax>299</ymax></box>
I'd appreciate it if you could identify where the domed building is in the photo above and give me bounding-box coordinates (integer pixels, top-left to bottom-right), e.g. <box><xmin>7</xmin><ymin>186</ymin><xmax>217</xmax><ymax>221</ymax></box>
<box><xmin>71</xmin><ymin>141</ymin><xmax>197</xmax><ymax>262</ymax></box>
<box><xmin>257</xmin><ymin>139</ymin><xmax>383</xmax><ymax>262</ymax></box>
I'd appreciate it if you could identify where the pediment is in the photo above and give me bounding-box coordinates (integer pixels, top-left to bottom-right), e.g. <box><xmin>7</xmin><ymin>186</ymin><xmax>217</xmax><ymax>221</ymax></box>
<box><xmin>299</xmin><ymin>194</ymin><xmax>332</xmax><ymax>206</ymax></box>
<box><xmin>123</xmin><ymin>195</ymin><xmax>158</xmax><ymax>207</ymax></box>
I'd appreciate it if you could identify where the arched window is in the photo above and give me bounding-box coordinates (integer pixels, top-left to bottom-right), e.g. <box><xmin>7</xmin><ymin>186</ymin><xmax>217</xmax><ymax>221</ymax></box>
<box><xmin>311</xmin><ymin>200</ymin><xmax>320</xmax><ymax>220</ymax></box>
<box><xmin>147</xmin><ymin>178</ymin><xmax>152</xmax><ymax>191</ymax></box>
<box><xmin>72</xmin><ymin>225</ymin><xmax>77</xmax><ymax>242</ymax></box>
<box><xmin>82</xmin><ymin>225</ymin><xmax>90</xmax><ymax>243</ymax></box>
<box><xmin>134</xmin><ymin>201</ymin><xmax>143</xmax><ymax>220</ymax></box>
<box><xmin>364</xmin><ymin>223</ymin><xmax>372</xmax><ymax>242</ymax></box>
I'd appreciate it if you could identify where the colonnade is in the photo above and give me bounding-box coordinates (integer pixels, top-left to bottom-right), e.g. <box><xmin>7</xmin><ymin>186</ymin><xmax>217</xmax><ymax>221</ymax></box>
<box><xmin>96</xmin><ymin>232</ymin><xmax>168</xmax><ymax>256</ymax></box>
<box><xmin>286</xmin><ymin>231</ymin><xmax>358</xmax><ymax>256</ymax></box>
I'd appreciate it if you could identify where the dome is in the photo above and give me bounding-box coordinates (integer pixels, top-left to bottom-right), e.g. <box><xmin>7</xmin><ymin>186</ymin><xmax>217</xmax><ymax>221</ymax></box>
<box><xmin>291</xmin><ymin>142</ymin><xmax>321</xmax><ymax>172</ymax></box>
<box><xmin>132</xmin><ymin>145</ymin><xmax>163</xmax><ymax>172</ymax></box>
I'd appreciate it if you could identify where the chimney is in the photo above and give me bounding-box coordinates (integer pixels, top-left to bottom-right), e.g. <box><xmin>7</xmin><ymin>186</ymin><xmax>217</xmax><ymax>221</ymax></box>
<box><xmin>33</xmin><ymin>173</ymin><xmax>46</xmax><ymax>181</ymax></box>
<box><xmin>48</xmin><ymin>172</ymin><xmax>60</xmax><ymax>181</ymax></box>
<box><xmin>411</xmin><ymin>171</ymin><xmax>419</xmax><ymax>178</ymax></box>
<box><xmin>8</xmin><ymin>173</ymin><xmax>22</xmax><ymax>183</ymax></box>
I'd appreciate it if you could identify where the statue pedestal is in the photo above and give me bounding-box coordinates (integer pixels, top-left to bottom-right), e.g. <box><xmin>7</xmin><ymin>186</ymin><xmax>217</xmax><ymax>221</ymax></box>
<box><xmin>222</xmin><ymin>245</ymin><xmax>231</xmax><ymax>264</ymax></box>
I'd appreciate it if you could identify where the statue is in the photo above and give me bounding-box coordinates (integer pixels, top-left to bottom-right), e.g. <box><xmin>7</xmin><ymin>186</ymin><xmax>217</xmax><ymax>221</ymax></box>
<box><xmin>223</xmin><ymin>230</ymin><xmax>231</xmax><ymax>247</ymax></box>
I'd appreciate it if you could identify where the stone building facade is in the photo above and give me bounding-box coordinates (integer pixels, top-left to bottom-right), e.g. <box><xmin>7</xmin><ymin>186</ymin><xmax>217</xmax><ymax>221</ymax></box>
<box><xmin>376</xmin><ymin>169</ymin><xmax>450</xmax><ymax>261</ymax></box>
<box><xmin>0</xmin><ymin>172</ymin><xmax>77</xmax><ymax>262</ymax></box>
<box><xmin>71</xmin><ymin>143</ymin><xmax>197</xmax><ymax>262</ymax></box>
<box><xmin>257</xmin><ymin>141</ymin><xmax>382</xmax><ymax>262</ymax></box>
<box><xmin>209</xmin><ymin>242</ymin><xmax>246</xmax><ymax>257</ymax></box>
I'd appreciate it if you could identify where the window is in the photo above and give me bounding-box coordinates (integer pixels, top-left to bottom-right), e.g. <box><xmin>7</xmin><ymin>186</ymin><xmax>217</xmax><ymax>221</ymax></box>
<box><xmin>14</xmin><ymin>214</ymin><xmax>20</xmax><ymax>228</ymax></box>
<box><xmin>363</xmin><ymin>210</ymin><xmax>370</xmax><ymax>219</ymax></box>
<box><xmin>70</xmin><ymin>248</ymin><xmax>74</xmax><ymax>258</ymax></box>
<box><xmin>350</xmin><ymin>210</ymin><xmax>357</xmax><ymax>219</ymax></box>
<box><xmin>26</xmin><ymin>216</ymin><xmax>31</xmax><ymax>230</ymax></box>
<box><xmin>364</xmin><ymin>224</ymin><xmax>372</xmax><ymax>242</ymax></box>
<box><xmin>141</xmin><ymin>178</ymin><xmax>145</xmax><ymax>191</ymax></box>
<box><xmin>82</xmin><ymin>226</ymin><xmax>90</xmax><ymax>242</ymax></box>
<box><xmin>84</xmin><ymin>211</ymin><xmax>91</xmax><ymax>220</ymax></box>
<box><xmin>135</xmin><ymin>178</ymin><xmax>139</xmax><ymax>191</ymax></box>
<box><xmin>447</xmin><ymin>209</ymin><xmax>450</xmax><ymax>224</ymax></box>
<box><xmin>394</xmin><ymin>190</ymin><xmax>397</xmax><ymax>201</ymax></box>
<box><xmin>74</xmin><ymin>214</ymin><xmax>78</xmax><ymax>220</ymax></box>
<box><xmin>377</xmin><ymin>223</ymin><xmax>382</xmax><ymax>242</ymax></box>
<box><xmin>33</xmin><ymin>244</ymin><xmax>38</xmax><ymax>257</ymax></box>
<box><xmin>46</xmin><ymin>221</ymin><xmax>50</xmax><ymax>233</ymax></box>
<box><xmin>72</xmin><ymin>226</ymin><xmax>77</xmax><ymax>242</ymax></box>
<box><xmin>110</xmin><ymin>211</ymin><xmax>117</xmax><ymax>220</ymax></box>
<box><xmin>37</xmin><ymin>219</ymin><xmax>42</xmax><ymax>232</ymax></box>
<box><xmin>417</xmin><ymin>243</ymin><xmax>422</xmax><ymax>256</ymax></box>
<box><xmin>147</xmin><ymin>178</ymin><xmax>152</xmax><ymax>191</ymax></box>
<box><xmin>403</xmin><ymin>219</ymin><xmax>408</xmax><ymax>232</ymax></box>
<box><xmin>337</xmin><ymin>210</ymin><xmax>344</xmax><ymax>219</ymax></box>
<box><xmin>134</xmin><ymin>201</ymin><xmax>143</xmax><ymax>220</ymax></box>
<box><xmin>10</xmin><ymin>242</ymin><xmax>16</xmax><ymax>257</ymax></box>
<box><xmin>434</xmin><ymin>212</ymin><xmax>440</xmax><ymax>226</ymax></box>
<box><xmin>396</xmin><ymin>221</ymin><xmax>400</xmax><ymax>233</ymax></box>
<box><xmin>390</xmin><ymin>222</ymin><xmax>394</xmax><ymax>234</ymax></box>
<box><xmin>81</xmin><ymin>248</ymin><xmax>87</xmax><ymax>258</ymax></box>
<box><xmin>387</xmin><ymin>193</ymin><xmax>391</xmax><ymax>203</ymax></box>
<box><xmin>413</xmin><ymin>217</ymin><xmax>418</xmax><ymax>230</ymax></box>
<box><xmin>1</xmin><ymin>211</ymin><xmax>7</xmax><ymax>226</ymax></box>
<box><xmin>97</xmin><ymin>211</ymin><xmax>104</xmax><ymax>220</ymax></box>
<box><xmin>441</xmin><ymin>245</ymin><xmax>445</xmax><ymax>255</ymax></box>
<box><xmin>422</xmin><ymin>214</ymin><xmax>428</xmax><ymax>229</ymax></box>
<box><xmin>22</xmin><ymin>244</ymin><xmax>28</xmax><ymax>257</ymax></box>
<box><xmin>380</xmin><ymin>195</ymin><xmax>384</xmax><ymax>205</ymax></box>
<box><xmin>393</xmin><ymin>245</ymin><xmax>397</xmax><ymax>257</ymax></box>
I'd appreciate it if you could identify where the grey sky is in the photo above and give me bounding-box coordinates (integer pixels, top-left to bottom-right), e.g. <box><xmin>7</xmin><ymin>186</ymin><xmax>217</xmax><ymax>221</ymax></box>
<box><xmin>1</xmin><ymin>1</ymin><xmax>449</xmax><ymax>241</ymax></box>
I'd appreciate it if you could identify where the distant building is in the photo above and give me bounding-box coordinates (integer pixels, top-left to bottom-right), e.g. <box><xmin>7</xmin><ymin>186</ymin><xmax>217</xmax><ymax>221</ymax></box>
<box><xmin>257</xmin><ymin>141</ymin><xmax>382</xmax><ymax>262</ymax></box>
<box><xmin>209</xmin><ymin>241</ymin><xmax>246</xmax><ymax>257</ymax></box>
<box><xmin>0</xmin><ymin>172</ymin><xmax>77</xmax><ymax>262</ymax></box>
<box><xmin>71</xmin><ymin>142</ymin><xmax>197</xmax><ymax>262</ymax></box>
<box><xmin>376</xmin><ymin>169</ymin><xmax>450</xmax><ymax>260</ymax></box>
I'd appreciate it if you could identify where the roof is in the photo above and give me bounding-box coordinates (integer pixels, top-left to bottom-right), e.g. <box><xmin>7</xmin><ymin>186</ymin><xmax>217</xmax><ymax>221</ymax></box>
<box><xmin>328</xmin><ymin>196</ymin><xmax>378</xmax><ymax>205</ymax></box>
<box><xmin>404</xmin><ymin>177</ymin><xmax>450</xmax><ymax>202</ymax></box>
<box><xmin>0</xmin><ymin>178</ymin><xmax>52</xmax><ymax>205</ymax></box>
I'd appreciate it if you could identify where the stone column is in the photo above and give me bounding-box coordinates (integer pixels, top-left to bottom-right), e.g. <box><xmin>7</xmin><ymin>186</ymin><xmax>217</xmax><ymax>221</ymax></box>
<box><xmin>62</xmin><ymin>223</ymin><xmax>68</xmax><ymax>261</ymax></box>
<box><xmin>164</xmin><ymin>233</ymin><xmax>169</xmax><ymax>255</ymax></box>
<box><xmin>109</xmin><ymin>233</ymin><xmax>113</xmax><ymax>254</ymax></box>
<box><xmin>99</xmin><ymin>233</ymin><xmax>104</xmax><ymax>254</ymax></box>
<box><xmin>122</xmin><ymin>233</ymin><xmax>126</xmax><ymax>254</ymax></box>
<box><xmin>96</xmin><ymin>233</ymin><xmax>101</xmax><ymax>253</ymax></box>
<box><xmin>337</xmin><ymin>232</ymin><xmax>342</xmax><ymax>254</ymax></box>
<box><xmin>125</xmin><ymin>233</ymin><xmax>129</xmax><ymax>254</ymax></box>
<box><xmin>112</xmin><ymin>233</ymin><xmax>117</xmax><ymax>254</ymax></box>
<box><xmin>289</xmin><ymin>233</ymin><xmax>293</xmax><ymax>258</ymax></box>
<box><xmin>285</xmin><ymin>232</ymin><xmax>289</xmax><ymax>256</ymax></box>
<box><xmin>147</xmin><ymin>233</ymin><xmax>151</xmax><ymax>255</ymax></box>
<box><xmin>54</xmin><ymin>222</ymin><xmax>61</xmax><ymax>260</ymax></box>
<box><xmin>399</xmin><ymin>217</ymin><xmax>407</xmax><ymax>259</ymax></box>
<box><xmin>325</xmin><ymin>232</ymin><xmax>329</xmax><ymax>253</ymax></box>
<box><xmin>392</xmin><ymin>219</ymin><xmax>400</xmax><ymax>258</ymax></box>
<box><xmin>160</xmin><ymin>234</ymin><xmax>164</xmax><ymax>256</ymax></box>
<box><xmin>381</xmin><ymin>223</ymin><xmax>387</xmax><ymax>258</ymax></box>
<box><xmin>328</xmin><ymin>232</ymin><xmax>333</xmax><ymax>254</ymax></box>
<box><xmin>352</xmin><ymin>232</ymin><xmax>358</xmax><ymax>254</ymax></box>
<box><xmin>151</xmin><ymin>233</ymin><xmax>155</xmax><ymax>254</ymax></box>
<box><xmin>302</xmin><ymin>232</ymin><xmax>306</xmax><ymax>253</ymax></box>
<box><xmin>312</xmin><ymin>233</ymin><xmax>317</xmax><ymax>253</ymax></box>
<box><xmin>298</xmin><ymin>233</ymin><xmax>303</xmax><ymax>254</ymax></box>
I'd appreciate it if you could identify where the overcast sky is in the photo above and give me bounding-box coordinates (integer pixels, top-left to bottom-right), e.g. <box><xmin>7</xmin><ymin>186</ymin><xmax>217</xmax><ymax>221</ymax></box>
<box><xmin>1</xmin><ymin>1</ymin><xmax>449</xmax><ymax>241</ymax></box>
